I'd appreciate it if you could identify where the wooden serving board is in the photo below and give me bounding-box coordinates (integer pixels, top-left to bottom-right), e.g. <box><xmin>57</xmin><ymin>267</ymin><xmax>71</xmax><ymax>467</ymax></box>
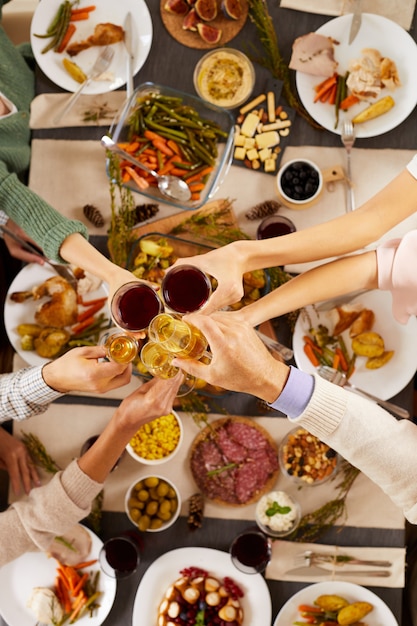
<box><xmin>160</xmin><ymin>0</ymin><xmax>249</xmax><ymax>50</ymax></box>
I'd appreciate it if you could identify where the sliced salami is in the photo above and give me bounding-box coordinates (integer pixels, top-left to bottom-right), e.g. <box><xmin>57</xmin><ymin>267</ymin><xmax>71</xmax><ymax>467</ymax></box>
<box><xmin>190</xmin><ymin>417</ymin><xmax>279</xmax><ymax>506</ymax></box>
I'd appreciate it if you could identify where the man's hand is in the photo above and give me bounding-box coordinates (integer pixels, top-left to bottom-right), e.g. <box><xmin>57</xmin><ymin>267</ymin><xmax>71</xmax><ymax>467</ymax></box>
<box><xmin>42</xmin><ymin>345</ymin><xmax>132</xmax><ymax>394</ymax></box>
<box><xmin>0</xmin><ymin>427</ymin><xmax>40</xmax><ymax>496</ymax></box>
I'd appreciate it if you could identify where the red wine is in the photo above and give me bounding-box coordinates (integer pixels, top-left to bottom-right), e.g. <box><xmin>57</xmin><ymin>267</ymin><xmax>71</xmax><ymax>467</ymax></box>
<box><xmin>162</xmin><ymin>265</ymin><xmax>211</xmax><ymax>314</ymax></box>
<box><xmin>100</xmin><ymin>537</ymin><xmax>139</xmax><ymax>578</ymax></box>
<box><xmin>257</xmin><ymin>215</ymin><xmax>296</xmax><ymax>240</ymax></box>
<box><xmin>112</xmin><ymin>283</ymin><xmax>163</xmax><ymax>331</ymax></box>
<box><xmin>230</xmin><ymin>530</ymin><xmax>271</xmax><ymax>574</ymax></box>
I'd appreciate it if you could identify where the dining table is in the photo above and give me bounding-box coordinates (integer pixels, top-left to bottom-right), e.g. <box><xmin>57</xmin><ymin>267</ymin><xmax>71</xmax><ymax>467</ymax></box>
<box><xmin>2</xmin><ymin>0</ymin><xmax>417</xmax><ymax>625</ymax></box>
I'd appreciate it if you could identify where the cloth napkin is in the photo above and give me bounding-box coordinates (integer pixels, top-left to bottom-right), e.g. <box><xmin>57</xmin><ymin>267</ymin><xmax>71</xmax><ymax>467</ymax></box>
<box><xmin>29</xmin><ymin>91</ymin><xmax>127</xmax><ymax>129</ymax></box>
<box><xmin>11</xmin><ymin>408</ymin><xmax>405</xmax><ymax>532</ymax></box>
<box><xmin>279</xmin><ymin>0</ymin><xmax>416</xmax><ymax>30</ymax></box>
<box><xmin>266</xmin><ymin>539</ymin><xmax>405</xmax><ymax>587</ymax></box>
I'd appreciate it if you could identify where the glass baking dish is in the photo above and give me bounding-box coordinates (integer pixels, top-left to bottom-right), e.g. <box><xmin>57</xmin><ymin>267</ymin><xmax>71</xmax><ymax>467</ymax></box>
<box><xmin>107</xmin><ymin>82</ymin><xmax>235</xmax><ymax>210</ymax></box>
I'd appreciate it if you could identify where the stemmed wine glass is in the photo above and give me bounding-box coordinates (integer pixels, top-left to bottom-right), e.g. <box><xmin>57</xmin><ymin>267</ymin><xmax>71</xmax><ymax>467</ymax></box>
<box><xmin>99</xmin><ymin>535</ymin><xmax>140</xmax><ymax>579</ymax></box>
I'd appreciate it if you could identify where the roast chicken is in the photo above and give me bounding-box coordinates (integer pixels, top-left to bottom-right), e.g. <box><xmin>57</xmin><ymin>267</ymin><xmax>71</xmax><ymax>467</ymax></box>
<box><xmin>66</xmin><ymin>22</ymin><xmax>124</xmax><ymax>56</ymax></box>
<box><xmin>10</xmin><ymin>275</ymin><xmax>78</xmax><ymax>328</ymax></box>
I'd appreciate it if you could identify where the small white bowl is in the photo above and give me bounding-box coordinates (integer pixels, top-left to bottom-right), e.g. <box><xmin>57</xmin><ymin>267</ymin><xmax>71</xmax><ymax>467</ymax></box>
<box><xmin>276</xmin><ymin>158</ymin><xmax>323</xmax><ymax>209</ymax></box>
<box><xmin>255</xmin><ymin>490</ymin><xmax>301</xmax><ymax>538</ymax></box>
<box><xmin>126</xmin><ymin>410</ymin><xmax>183</xmax><ymax>465</ymax></box>
<box><xmin>125</xmin><ymin>474</ymin><xmax>181</xmax><ymax>532</ymax></box>
<box><xmin>278</xmin><ymin>427</ymin><xmax>339</xmax><ymax>486</ymax></box>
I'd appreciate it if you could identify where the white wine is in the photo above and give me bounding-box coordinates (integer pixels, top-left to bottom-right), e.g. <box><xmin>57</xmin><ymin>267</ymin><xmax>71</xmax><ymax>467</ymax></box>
<box><xmin>105</xmin><ymin>333</ymin><xmax>138</xmax><ymax>364</ymax></box>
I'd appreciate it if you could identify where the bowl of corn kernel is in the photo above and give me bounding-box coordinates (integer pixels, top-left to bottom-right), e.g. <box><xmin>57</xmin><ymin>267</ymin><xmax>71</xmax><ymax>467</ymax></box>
<box><xmin>126</xmin><ymin>410</ymin><xmax>183</xmax><ymax>465</ymax></box>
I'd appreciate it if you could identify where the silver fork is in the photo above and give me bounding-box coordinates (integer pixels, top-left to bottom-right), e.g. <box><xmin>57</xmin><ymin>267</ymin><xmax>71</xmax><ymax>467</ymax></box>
<box><xmin>341</xmin><ymin>119</ymin><xmax>356</xmax><ymax>212</ymax></box>
<box><xmin>317</xmin><ymin>364</ymin><xmax>410</xmax><ymax>419</ymax></box>
<box><xmin>53</xmin><ymin>46</ymin><xmax>115</xmax><ymax>124</ymax></box>
<box><xmin>299</xmin><ymin>550</ymin><xmax>392</xmax><ymax>568</ymax></box>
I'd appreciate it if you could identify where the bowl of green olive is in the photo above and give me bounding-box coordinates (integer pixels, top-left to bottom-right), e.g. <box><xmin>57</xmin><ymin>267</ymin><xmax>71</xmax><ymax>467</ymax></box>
<box><xmin>124</xmin><ymin>474</ymin><xmax>181</xmax><ymax>532</ymax></box>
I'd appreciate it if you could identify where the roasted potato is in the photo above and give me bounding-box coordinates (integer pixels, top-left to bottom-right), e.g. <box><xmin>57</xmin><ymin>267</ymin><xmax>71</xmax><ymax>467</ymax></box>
<box><xmin>366</xmin><ymin>350</ymin><xmax>394</xmax><ymax>369</ymax></box>
<box><xmin>337</xmin><ymin>601</ymin><xmax>373</xmax><ymax>625</ymax></box>
<box><xmin>315</xmin><ymin>594</ymin><xmax>349</xmax><ymax>612</ymax></box>
<box><xmin>34</xmin><ymin>328</ymin><xmax>70</xmax><ymax>358</ymax></box>
<box><xmin>351</xmin><ymin>331</ymin><xmax>385</xmax><ymax>357</ymax></box>
<box><xmin>352</xmin><ymin>95</ymin><xmax>395</xmax><ymax>124</ymax></box>
<box><xmin>16</xmin><ymin>323</ymin><xmax>43</xmax><ymax>338</ymax></box>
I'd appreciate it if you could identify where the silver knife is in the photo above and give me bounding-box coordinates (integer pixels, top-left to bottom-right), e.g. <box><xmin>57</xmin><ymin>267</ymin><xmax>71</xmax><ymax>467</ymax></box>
<box><xmin>348</xmin><ymin>0</ymin><xmax>362</xmax><ymax>44</ymax></box>
<box><xmin>285</xmin><ymin>565</ymin><xmax>390</xmax><ymax>577</ymax></box>
<box><xmin>254</xmin><ymin>329</ymin><xmax>294</xmax><ymax>362</ymax></box>
<box><xmin>123</xmin><ymin>12</ymin><xmax>135</xmax><ymax>100</ymax></box>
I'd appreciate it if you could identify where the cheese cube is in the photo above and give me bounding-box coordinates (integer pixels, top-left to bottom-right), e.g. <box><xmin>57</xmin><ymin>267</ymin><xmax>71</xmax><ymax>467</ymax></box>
<box><xmin>244</xmin><ymin>137</ymin><xmax>256</xmax><ymax>149</ymax></box>
<box><xmin>246</xmin><ymin>148</ymin><xmax>259</xmax><ymax>161</ymax></box>
<box><xmin>264</xmin><ymin>158</ymin><xmax>277</xmax><ymax>173</ymax></box>
<box><xmin>234</xmin><ymin>146</ymin><xmax>247</xmax><ymax>160</ymax></box>
<box><xmin>255</xmin><ymin>131</ymin><xmax>280</xmax><ymax>149</ymax></box>
<box><xmin>234</xmin><ymin>134</ymin><xmax>246</xmax><ymax>147</ymax></box>
<box><xmin>258</xmin><ymin>147</ymin><xmax>272</xmax><ymax>162</ymax></box>
<box><xmin>240</xmin><ymin>112</ymin><xmax>260</xmax><ymax>137</ymax></box>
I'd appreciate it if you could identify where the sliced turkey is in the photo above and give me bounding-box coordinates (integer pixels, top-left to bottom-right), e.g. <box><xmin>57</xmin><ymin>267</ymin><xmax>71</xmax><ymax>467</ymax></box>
<box><xmin>289</xmin><ymin>32</ymin><xmax>338</xmax><ymax>77</ymax></box>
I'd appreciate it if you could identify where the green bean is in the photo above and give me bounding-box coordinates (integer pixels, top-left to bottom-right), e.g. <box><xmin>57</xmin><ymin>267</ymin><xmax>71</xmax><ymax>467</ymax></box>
<box><xmin>53</xmin><ymin>1</ymin><xmax>72</xmax><ymax>52</ymax></box>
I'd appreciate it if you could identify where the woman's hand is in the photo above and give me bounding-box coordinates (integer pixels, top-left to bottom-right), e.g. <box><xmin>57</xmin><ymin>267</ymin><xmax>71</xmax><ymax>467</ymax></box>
<box><xmin>0</xmin><ymin>427</ymin><xmax>40</xmax><ymax>496</ymax></box>
<box><xmin>2</xmin><ymin>219</ymin><xmax>45</xmax><ymax>265</ymax></box>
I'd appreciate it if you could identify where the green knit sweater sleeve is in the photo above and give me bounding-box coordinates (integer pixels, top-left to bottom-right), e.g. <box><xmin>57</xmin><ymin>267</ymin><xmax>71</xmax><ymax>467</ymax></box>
<box><xmin>0</xmin><ymin>161</ymin><xmax>89</xmax><ymax>263</ymax></box>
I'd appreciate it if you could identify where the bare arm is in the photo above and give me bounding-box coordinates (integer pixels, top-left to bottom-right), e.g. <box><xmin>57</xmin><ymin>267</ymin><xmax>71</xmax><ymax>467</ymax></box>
<box><xmin>237</xmin><ymin>250</ymin><xmax>378</xmax><ymax>327</ymax></box>
<box><xmin>173</xmin><ymin>167</ymin><xmax>417</xmax><ymax>313</ymax></box>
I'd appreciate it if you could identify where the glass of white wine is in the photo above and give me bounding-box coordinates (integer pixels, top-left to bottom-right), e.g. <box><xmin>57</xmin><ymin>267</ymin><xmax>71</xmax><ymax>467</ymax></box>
<box><xmin>147</xmin><ymin>313</ymin><xmax>209</xmax><ymax>360</ymax></box>
<box><xmin>140</xmin><ymin>341</ymin><xmax>195</xmax><ymax>396</ymax></box>
<box><xmin>100</xmin><ymin>328</ymin><xmax>140</xmax><ymax>364</ymax></box>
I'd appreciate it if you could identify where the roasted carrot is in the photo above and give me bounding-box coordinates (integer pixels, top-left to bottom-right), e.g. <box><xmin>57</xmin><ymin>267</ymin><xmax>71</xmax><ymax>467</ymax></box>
<box><xmin>79</xmin><ymin>296</ymin><xmax>107</xmax><ymax>307</ymax></box>
<box><xmin>144</xmin><ymin>129</ymin><xmax>165</xmax><ymax>142</ymax></box>
<box><xmin>303</xmin><ymin>342</ymin><xmax>320</xmax><ymax>366</ymax></box>
<box><xmin>77</xmin><ymin>301</ymin><xmax>105</xmax><ymax>323</ymax></box>
<box><xmin>72</xmin><ymin>315</ymin><xmax>96</xmax><ymax>335</ymax></box>
<box><xmin>70</xmin><ymin>11</ymin><xmax>90</xmax><ymax>20</ymax></box>
<box><xmin>314</xmin><ymin>74</ymin><xmax>337</xmax><ymax>103</ymax></box>
<box><xmin>124</xmin><ymin>166</ymin><xmax>150</xmax><ymax>190</ymax></box>
<box><xmin>189</xmin><ymin>182</ymin><xmax>205</xmax><ymax>192</ymax></box>
<box><xmin>69</xmin><ymin>595</ymin><xmax>87</xmax><ymax>623</ymax></box>
<box><xmin>332</xmin><ymin>352</ymin><xmax>340</xmax><ymax>370</ymax></box>
<box><xmin>73</xmin><ymin>558</ymin><xmax>98</xmax><ymax>569</ymax></box>
<box><xmin>184</xmin><ymin>166</ymin><xmax>214</xmax><ymax>184</ymax></box>
<box><xmin>153</xmin><ymin>138</ymin><xmax>174</xmax><ymax>156</ymax></box>
<box><xmin>335</xmin><ymin>346</ymin><xmax>349</xmax><ymax>371</ymax></box>
<box><xmin>167</xmin><ymin>138</ymin><xmax>181</xmax><ymax>155</ymax></box>
<box><xmin>57</xmin><ymin>23</ymin><xmax>76</xmax><ymax>52</ymax></box>
<box><xmin>70</xmin><ymin>5</ymin><xmax>96</xmax><ymax>14</ymax></box>
<box><xmin>73</xmin><ymin>572</ymin><xmax>89</xmax><ymax>596</ymax></box>
<box><xmin>298</xmin><ymin>604</ymin><xmax>324</xmax><ymax>613</ymax></box>
<box><xmin>339</xmin><ymin>94</ymin><xmax>360</xmax><ymax>110</ymax></box>
<box><xmin>328</xmin><ymin>83</ymin><xmax>338</xmax><ymax>105</ymax></box>
<box><xmin>303</xmin><ymin>335</ymin><xmax>323</xmax><ymax>354</ymax></box>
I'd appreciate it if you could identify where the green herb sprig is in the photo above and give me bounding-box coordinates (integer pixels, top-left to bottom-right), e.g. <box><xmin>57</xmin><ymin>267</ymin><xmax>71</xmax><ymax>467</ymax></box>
<box><xmin>247</xmin><ymin>0</ymin><xmax>321</xmax><ymax>129</ymax></box>
<box><xmin>266</xmin><ymin>501</ymin><xmax>291</xmax><ymax>516</ymax></box>
<box><xmin>107</xmin><ymin>151</ymin><xmax>137</xmax><ymax>268</ymax></box>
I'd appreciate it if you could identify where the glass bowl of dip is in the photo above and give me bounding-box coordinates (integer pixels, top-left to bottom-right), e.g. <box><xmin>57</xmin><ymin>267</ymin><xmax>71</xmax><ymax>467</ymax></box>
<box><xmin>193</xmin><ymin>48</ymin><xmax>255</xmax><ymax>110</ymax></box>
<box><xmin>255</xmin><ymin>490</ymin><xmax>301</xmax><ymax>538</ymax></box>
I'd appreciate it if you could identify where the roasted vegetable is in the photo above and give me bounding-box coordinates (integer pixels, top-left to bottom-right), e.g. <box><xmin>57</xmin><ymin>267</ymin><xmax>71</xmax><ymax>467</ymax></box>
<box><xmin>62</xmin><ymin>58</ymin><xmax>87</xmax><ymax>83</ymax></box>
<box><xmin>351</xmin><ymin>331</ymin><xmax>385</xmax><ymax>357</ymax></box>
<box><xmin>139</xmin><ymin>237</ymin><xmax>174</xmax><ymax>259</ymax></box>
<box><xmin>366</xmin><ymin>350</ymin><xmax>394</xmax><ymax>369</ymax></box>
<box><xmin>337</xmin><ymin>600</ymin><xmax>373</xmax><ymax>625</ymax></box>
<box><xmin>34</xmin><ymin>328</ymin><xmax>71</xmax><ymax>358</ymax></box>
<box><xmin>352</xmin><ymin>95</ymin><xmax>395</xmax><ymax>124</ymax></box>
<box><xmin>16</xmin><ymin>323</ymin><xmax>43</xmax><ymax>338</ymax></box>
<box><xmin>315</xmin><ymin>594</ymin><xmax>349</xmax><ymax>612</ymax></box>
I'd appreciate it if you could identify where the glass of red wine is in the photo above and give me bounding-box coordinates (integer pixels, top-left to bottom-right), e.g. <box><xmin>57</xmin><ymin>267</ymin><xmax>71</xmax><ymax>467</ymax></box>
<box><xmin>99</xmin><ymin>536</ymin><xmax>140</xmax><ymax>579</ymax></box>
<box><xmin>161</xmin><ymin>264</ymin><xmax>212</xmax><ymax>314</ymax></box>
<box><xmin>230</xmin><ymin>528</ymin><xmax>272</xmax><ymax>575</ymax></box>
<box><xmin>111</xmin><ymin>282</ymin><xmax>164</xmax><ymax>333</ymax></box>
<box><xmin>256</xmin><ymin>215</ymin><xmax>296</xmax><ymax>240</ymax></box>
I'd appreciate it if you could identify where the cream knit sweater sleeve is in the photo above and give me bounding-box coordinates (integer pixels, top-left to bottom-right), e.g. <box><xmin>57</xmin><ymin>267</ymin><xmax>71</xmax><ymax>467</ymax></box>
<box><xmin>0</xmin><ymin>460</ymin><xmax>103</xmax><ymax>567</ymax></box>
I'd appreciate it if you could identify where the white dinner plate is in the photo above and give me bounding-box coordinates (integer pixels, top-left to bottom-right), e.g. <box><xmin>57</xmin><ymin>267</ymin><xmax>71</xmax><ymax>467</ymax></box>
<box><xmin>4</xmin><ymin>263</ymin><xmax>109</xmax><ymax>367</ymax></box>
<box><xmin>293</xmin><ymin>289</ymin><xmax>417</xmax><ymax>400</ymax></box>
<box><xmin>295</xmin><ymin>13</ymin><xmax>417</xmax><ymax>137</ymax></box>
<box><xmin>273</xmin><ymin>581</ymin><xmax>398</xmax><ymax>626</ymax></box>
<box><xmin>30</xmin><ymin>0</ymin><xmax>152</xmax><ymax>93</ymax></box>
<box><xmin>132</xmin><ymin>547</ymin><xmax>272</xmax><ymax>625</ymax></box>
<box><xmin>0</xmin><ymin>526</ymin><xmax>117</xmax><ymax>626</ymax></box>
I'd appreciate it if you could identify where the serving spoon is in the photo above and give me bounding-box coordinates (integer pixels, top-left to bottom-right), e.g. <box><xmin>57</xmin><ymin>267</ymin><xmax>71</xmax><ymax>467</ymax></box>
<box><xmin>100</xmin><ymin>135</ymin><xmax>192</xmax><ymax>203</ymax></box>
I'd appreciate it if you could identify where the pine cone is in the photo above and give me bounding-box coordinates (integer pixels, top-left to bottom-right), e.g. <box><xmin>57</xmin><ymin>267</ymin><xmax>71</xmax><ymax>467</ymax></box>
<box><xmin>83</xmin><ymin>204</ymin><xmax>105</xmax><ymax>228</ymax></box>
<box><xmin>133</xmin><ymin>203</ymin><xmax>159</xmax><ymax>224</ymax></box>
<box><xmin>245</xmin><ymin>199</ymin><xmax>281</xmax><ymax>220</ymax></box>
<box><xmin>187</xmin><ymin>492</ymin><xmax>205</xmax><ymax>530</ymax></box>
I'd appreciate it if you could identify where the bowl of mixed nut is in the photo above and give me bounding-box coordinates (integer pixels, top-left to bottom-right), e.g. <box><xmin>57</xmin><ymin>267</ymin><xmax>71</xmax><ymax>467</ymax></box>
<box><xmin>126</xmin><ymin>411</ymin><xmax>183</xmax><ymax>465</ymax></box>
<box><xmin>278</xmin><ymin>427</ymin><xmax>338</xmax><ymax>486</ymax></box>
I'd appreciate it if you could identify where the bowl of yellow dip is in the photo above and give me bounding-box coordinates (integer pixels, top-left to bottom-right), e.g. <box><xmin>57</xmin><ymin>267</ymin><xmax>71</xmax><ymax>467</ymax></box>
<box><xmin>193</xmin><ymin>48</ymin><xmax>255</xmax><ymax>109</ymax></box>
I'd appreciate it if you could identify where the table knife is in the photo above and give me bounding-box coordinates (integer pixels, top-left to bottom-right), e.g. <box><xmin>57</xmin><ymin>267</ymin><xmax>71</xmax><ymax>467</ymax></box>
<box><xmin>0</xmin><ymin>224</ymin><xmax>77</xmax><ymax>289</ymax></box>
<box><xmin>348</xmin><ymin>0</ymin><xmax>362</xmax><ymax>44</ymax></box>
<box><xmin>285</xmin><ymin>565</ymin><xmax>391</xmax><ymax>577</ymax></box>
<box><xmin>123</xmin><ymin>12</ymin><xmax>135</xmax><ymax>100</ymax></box>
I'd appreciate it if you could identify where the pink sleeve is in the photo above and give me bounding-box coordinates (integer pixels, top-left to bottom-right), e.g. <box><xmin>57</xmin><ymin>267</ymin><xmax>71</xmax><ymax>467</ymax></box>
<box><xmin>377</xmin><ymin>230</ymin><xmax>417</xmax><ymax>323</ymax></box>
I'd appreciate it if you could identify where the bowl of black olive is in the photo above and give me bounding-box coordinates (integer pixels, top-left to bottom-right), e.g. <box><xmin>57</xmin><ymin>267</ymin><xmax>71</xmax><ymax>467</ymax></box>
<box><xmin>276</xmin><ymin>158</ymin><xmax>323</xmax><ymax>209</ymax></box>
